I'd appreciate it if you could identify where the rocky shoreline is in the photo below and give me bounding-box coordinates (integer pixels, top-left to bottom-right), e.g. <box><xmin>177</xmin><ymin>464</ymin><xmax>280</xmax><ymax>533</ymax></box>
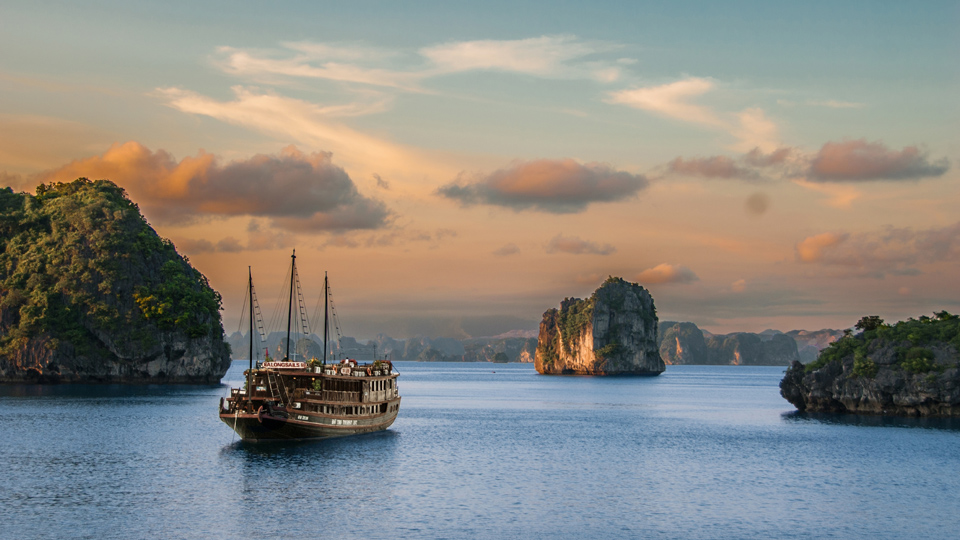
<box><xmin>780</xmin><ymin>314</ymin><xmax>960</xmax><ymax>417</ymax></box>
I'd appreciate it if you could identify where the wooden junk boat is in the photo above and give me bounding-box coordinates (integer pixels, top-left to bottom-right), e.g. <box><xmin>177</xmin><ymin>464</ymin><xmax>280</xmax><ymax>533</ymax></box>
<box><xmin>219</xmin><ymin>250</ymin><xmax>401</xmax><ymax>441</ymax></box>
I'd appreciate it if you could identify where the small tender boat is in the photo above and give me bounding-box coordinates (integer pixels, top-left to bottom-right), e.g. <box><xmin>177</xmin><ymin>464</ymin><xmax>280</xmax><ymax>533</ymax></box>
<box><xmin>219</xmin><ymin>250</ymin><xmax>401</xmax><ymax>441</ymax></box>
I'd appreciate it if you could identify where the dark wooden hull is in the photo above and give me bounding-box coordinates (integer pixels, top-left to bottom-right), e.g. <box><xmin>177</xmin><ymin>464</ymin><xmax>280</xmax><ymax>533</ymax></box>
<box><xmin>220</xmin><ymin>397</ymin><xmax>401</xmax><ymax>442</ymax></box>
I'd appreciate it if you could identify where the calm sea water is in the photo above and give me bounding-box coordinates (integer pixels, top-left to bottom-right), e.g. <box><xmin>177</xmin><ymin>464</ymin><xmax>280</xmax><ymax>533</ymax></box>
<box><xmin>3</xmin><ymin>361</ymin><xmax>959</xmax><ymax>540</ymax></box>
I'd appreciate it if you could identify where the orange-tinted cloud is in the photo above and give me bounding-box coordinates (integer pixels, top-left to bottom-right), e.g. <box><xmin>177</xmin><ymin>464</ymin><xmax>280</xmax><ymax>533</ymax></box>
<box><xmin>545</xmin><ymin>234</ymin><xmax>615</xmax><ymax>255</ymax></box>
<box><xmin>796</xmin><ymin>222</ymin><xmax>960</xmax><ymax>277</ymax></box>
<box><xmin>636</xmin><ymin>263</ymin><xmax>699</xmax><ymax>284</ymax></box>
<box><xmin>808</xmin><ymin>139</ymin><xmax>949</xmax><ymax>181</ymax></box>
<box><xmin>437</xmin><ymin>159</ymin><xmax>647</xmax><ymax>213</ymax></box>
<box><xmin>795</xmin><ymin>232</ymin><xmax>848</xmax><ymax>262</ymax></box>
<box><xmin>35</xmin><ymin>142</ymin><xmax>390</xmax><ymax>232</ymax></box>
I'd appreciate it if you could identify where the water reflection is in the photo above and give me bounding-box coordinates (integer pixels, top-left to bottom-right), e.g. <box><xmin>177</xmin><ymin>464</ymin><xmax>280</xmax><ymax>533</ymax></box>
<box><xmin>221</xmin><ymin>429</ymin><xmax>400</xmax><ymax>462</ymax></box>
<box><xmin>0</xmin><ymin>383</ymin><xmax>222</xmax><ymax>399</ymax></box>
<box><xmin>782</xmin><ymin>410</ymin><xmax>960</xmax><ymax>431</ymax></box>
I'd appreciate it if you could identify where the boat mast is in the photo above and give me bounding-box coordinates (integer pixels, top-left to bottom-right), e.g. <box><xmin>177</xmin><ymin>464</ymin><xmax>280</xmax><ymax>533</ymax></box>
<box><xmin>286</xmin><ymin>249</ymin><xmax>295</xmax><ymax>361</ymax></box>
<box><xmin>247</xmin><ymin>266</ymin><xmax>253</xmax><ymax>402</ymax></box>
<box><xmin>323</xmin><ymin>271</ymin><xmax>328</xmax><ymax>365</ymax></box>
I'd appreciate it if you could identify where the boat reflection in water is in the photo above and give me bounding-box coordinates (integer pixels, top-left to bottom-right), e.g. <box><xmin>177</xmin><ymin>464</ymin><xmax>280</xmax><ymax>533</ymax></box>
<box><xmin>220</xmin><ymin>250</ymin><xmax>401</xmax><ymax>442</ymax></box>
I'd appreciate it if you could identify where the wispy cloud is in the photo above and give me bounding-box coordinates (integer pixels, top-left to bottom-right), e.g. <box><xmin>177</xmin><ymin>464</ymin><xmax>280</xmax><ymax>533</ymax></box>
<box><xmin>156</xmin><ymin>86</ymin><xmax>428</xmax><ymax>175</ymax></box>
<box><xmin>607</xmin><ymin>77</ymin><xmax>782</xmax><ymax>151</ymax></box>
<box><xmin>35</xmin><ymin>142</ymin><xmax>391</xmax><ymax>232</ymax></box>
<box><xmin>607</xmin><ymin>77</ymin><xmax>722</xmax><ymax>127</ymax></box>
<box><xmin>216</xmin><ymin>45</ymin><xmax>423</xmax><ymax>91</ymax></box>
<box><xmin>215</xmin><ymin>35</ymin><xmax>626</xmax><ymax>91</ymax></box>
<box><xmin>421</xmin><ymin>35</ymin><xmax>621</xmax><ymax>81</ymax></box>
<box><xmin>545</xmin><ymin>234</ymin><xmax>615</xmax><ymax>255</ymax></box>
<box><xmin>635</xmin><ymin>263</ymin><xmax>699</xmax><ymax>284</ymax></box>
<box><xmin>436</xmin><ymin>159</ymin><xmax>647</xmax><ymax>213</ymax></box>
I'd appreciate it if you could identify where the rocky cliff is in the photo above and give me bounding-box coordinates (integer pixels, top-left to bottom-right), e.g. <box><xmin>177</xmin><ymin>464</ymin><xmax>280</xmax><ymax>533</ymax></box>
<box><xmin>658</xmin><ymin>321</ymin><xmax>800</xmax><ymax>365</ymax></box>
<box><xmin>780</xmin><ymin>313</ymin><xmax>960</xmax><ymax>416</ymax></box>
<box><xmin>0</xmin><ymin>179</ymin><xmax>231</xmax><ymax>383</ymax></box>
<box><xmin>535</xmin><ymin>277</ymin><xmax>664</xmax><ymax>375</ymax></box>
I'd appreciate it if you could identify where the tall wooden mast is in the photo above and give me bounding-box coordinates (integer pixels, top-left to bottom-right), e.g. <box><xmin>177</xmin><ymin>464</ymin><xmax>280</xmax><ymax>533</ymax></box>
<box><xmin>285</xmin><ymin>249</ymin><xmax>295</xmax><ymax>360</ymax></box>
<box><xmin>323</xmin><ymin>271</ymin><xmax>329</xmax><ymax>364</ymax></box>
<box><xmin>247</xmin><ymin>266</ymin><xmax>253</xmax><ymax>402</ymax></box>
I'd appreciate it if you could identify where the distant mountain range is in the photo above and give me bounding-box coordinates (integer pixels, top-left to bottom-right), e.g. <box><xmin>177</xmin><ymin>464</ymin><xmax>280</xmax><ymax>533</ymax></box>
<box><xmin>227</xmin><ymin>331</ymin><xmax>537</xmax><ymax>363</ymax></box>
<box><xmin>227</xmin><ymin>324</ymin><xmax>842</xmax><ymax>365</ymax></box>
<box><xmin>659</xmin><ymin>322</ymin><xmax>844</xmax><ymax>365</ymax></box>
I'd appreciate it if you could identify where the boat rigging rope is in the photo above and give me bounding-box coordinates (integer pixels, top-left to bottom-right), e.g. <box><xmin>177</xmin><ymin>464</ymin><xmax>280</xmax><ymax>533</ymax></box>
<box><xmin>250</xmin><ymin>282</ymin><xmax>267</xmax><ymax>361</ymax></box>
<box><xmin>236</xmin><ymin>285</ymin><xmax>249</xmax><ymax>335</ymax></box>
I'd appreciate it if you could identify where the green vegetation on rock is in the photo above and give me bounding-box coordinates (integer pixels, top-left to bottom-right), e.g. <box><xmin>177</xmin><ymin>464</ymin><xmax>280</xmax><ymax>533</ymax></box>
<box><xmin>557</xmin><ymin>296</ymin><xmax>596</xmax><ymax>354</ymax></box>
<box><xmin>806</xmin><ymin>312</ymin><xmax>960</xmax><ymax>375</ymax></box>
<box><xmin>0</xmin><ymin>179</ymin><xmax>224</xmax><ymax>366</ymax></box>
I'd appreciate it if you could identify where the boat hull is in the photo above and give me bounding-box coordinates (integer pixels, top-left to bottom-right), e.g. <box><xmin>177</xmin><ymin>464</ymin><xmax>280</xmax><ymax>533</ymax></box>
<box><xmin>220</xmin><ymin>397</ymin><xmax>401</xmax><ymax>442</ymax></box>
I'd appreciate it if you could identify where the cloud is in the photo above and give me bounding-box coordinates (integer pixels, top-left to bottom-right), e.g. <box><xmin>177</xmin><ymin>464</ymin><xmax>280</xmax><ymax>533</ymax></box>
<box><xmin>796</xmin><ymin>223</ymin><xmax>960</xmax><ymax>277</ymax></box>
<box><xmin>730</xmin><ymin>107</ymin><xmax>780</xmax><ymax>153</ymax></box>
<box><xmin>156</xmin><ymin>86</ymin><xmax>422</xmax><ymax>173</ymax></box>
<box><xmin>421</xmin><ymin>35</ymin><xmax>619</xmax><ymax>81</ymax></box>
<box><xmin>436</xmin><ymin>159</ymin><xmax>647</xmax><ymax>213</ymax></box>
<box><xmin>545</xmin><ymin>234</ymin><xmax>615</xmax><ymax>255</ymax></box>
<box><xmin>607</xmin><ymin>78</ymin><xmax>781</xmax><ymax>151</ymax></box>
<box><xmin>669</xmin><ymin>155</ymin><xmax>753</xmax><ymax>179</ymax></box>
<box><xmin>215</xmin><ymin>45</ymin><xmax>422</xmax><ymax>91</ymax></box>
<box><xmin>635</xmin><ymin>263</ymin><xmax>699</xmax><ymax>284</ymax></box>
<box><xmin>665</xmin><ymin>146</ymin><xmax>797</xmax><ymax>182</ymax></box>
<box><xmin>493</xmin><ymin>243</ymin><xmax>520</xmax><ymax>256</ymax></box>
<box><xmin>742</xmin><ymin>147</ymin><xmax>794</xmax><ymax>167</ymax></box>
<box><xmin>731</xmin><ymin>279</ymin><xmax>747</xmax><ymax>293</ymax></box>
<box><xmin>373</xmin><ymin>173</ymin><xmax>390</xmax><ymax>189</ymax></box>
<box><xmin>795</xmin><ymin>232</ymin><xmax>849</xmax><ymax>262</ymax></box>
<box><xmin>35</xmin><ymin>142</ymin><xmax>390</xmax><ymax>232</ymax></box>
<box><xmin>606</xmin><ymin>77</ymin><xmax>723</xmax><ymax>127</ymax></box>
<box><xmin>791</xmin><ymin>179</ymin><xmax>862</xmax><ymax>208</ymax></box>
<box><xmin>215</xmin><ymin>35</ymin><xmax>624</xmax><ymax>91</ymax></box>
<box><xmin>808</xmin><ymin>139</ymin><xmax>949</xmax><ymax>181</ymax></box>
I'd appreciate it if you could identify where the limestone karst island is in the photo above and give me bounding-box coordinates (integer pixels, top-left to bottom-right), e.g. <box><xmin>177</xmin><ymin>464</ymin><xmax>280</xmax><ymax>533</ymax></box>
<box><xmin>535</xmin><ymin>277</ymin><xmax>665</xmax><ymax>376</ymax></box>
<box><xmin>0</xmin><ymin>179</ymin><xmax>231</xmax><ymax>383</ymax></box>
<box><xmin>780</xmin><ymin>313</ymin><xmax>960</xmax><ymax>417</ymax></box>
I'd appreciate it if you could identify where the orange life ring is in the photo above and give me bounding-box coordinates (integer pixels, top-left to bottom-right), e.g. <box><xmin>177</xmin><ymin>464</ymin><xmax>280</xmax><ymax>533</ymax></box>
<box><xmin>257</xmin><ymin>405</ymin><xmax>265</xmax><ymax>424</ymax></box>
<box><xmin>366</xmin><ymin>367</ymin><xmax>372</xmax><ymax>376</ymax></box>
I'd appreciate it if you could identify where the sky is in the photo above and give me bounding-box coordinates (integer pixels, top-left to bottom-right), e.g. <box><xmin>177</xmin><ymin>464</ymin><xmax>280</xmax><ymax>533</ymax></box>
<box><xmin>1</xmin><ymin>1</ymin><xmax>958</xmax><ymax>339</ymax></box>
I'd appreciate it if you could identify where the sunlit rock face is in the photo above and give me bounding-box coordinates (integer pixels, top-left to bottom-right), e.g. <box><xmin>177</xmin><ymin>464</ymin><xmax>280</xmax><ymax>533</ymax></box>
<box><xmin>535</xmin><ymin>277</ymin><xmax>664</xmax><ymax>376</ymax></box>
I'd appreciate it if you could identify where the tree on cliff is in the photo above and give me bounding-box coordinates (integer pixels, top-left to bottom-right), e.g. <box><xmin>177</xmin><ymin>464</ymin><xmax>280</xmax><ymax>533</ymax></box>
<box><xmin>0</xmin><ymin>179</ymin><xmax>230</xmax><ymax>382</ymax></box>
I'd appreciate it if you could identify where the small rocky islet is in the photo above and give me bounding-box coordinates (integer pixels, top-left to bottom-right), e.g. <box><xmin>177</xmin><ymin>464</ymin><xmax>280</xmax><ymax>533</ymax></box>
<box><xmin>535</xmin><ymin>276</ymin><xmax>665</xmax><ymax>375</ymax></box>
<box><xmin>0</xmin><ymin>179</ymin><xmax>230</xmax><ymax>383</ymax></box>
<box><xmin>780</xmin><ymin>313</ymin><xmax>960</xmax><ymax>417</ymax></box>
